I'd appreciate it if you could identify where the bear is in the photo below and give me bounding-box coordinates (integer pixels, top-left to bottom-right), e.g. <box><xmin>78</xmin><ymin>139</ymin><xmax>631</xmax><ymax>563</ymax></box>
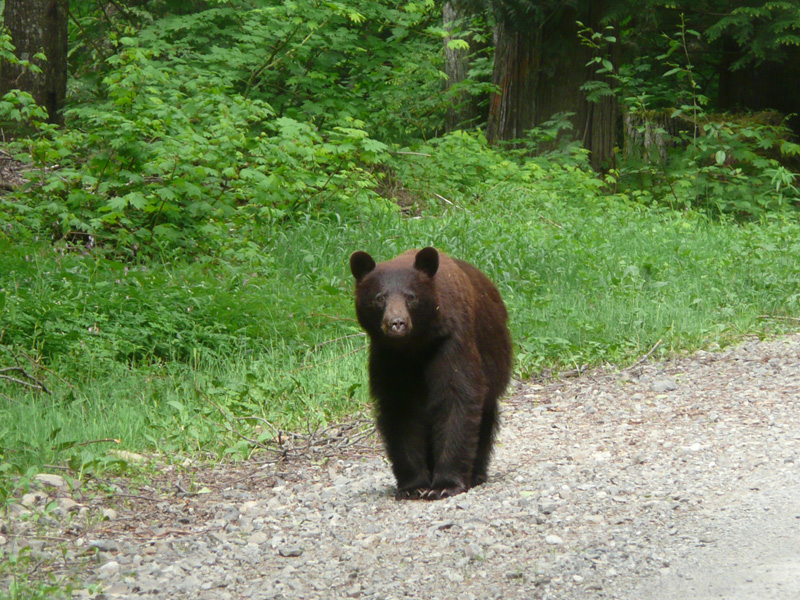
<box><xmin>349</xmin><ymin>246</ymin><xmax>512</xmax><ymax>500</ymax></box>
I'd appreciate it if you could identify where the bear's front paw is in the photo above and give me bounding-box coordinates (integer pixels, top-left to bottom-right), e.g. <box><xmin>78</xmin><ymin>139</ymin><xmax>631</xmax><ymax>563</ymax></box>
<box><xmin>420</xmin><ymin>484</ymin><xmax>468</xmax><ymax>501</ymax></box>
<box><xmin>395</xmin><ymin>487</ymin><xmax>427</xmax><ymax>501</ymax></box>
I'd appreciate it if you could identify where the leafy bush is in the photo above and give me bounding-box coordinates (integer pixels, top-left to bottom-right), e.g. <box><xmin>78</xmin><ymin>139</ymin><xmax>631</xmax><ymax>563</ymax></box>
<box><xmin>2</xmin><ymin>0</ymin><xmax>458</xmax><ymax>254</ymax></box>
<box><xmin>582</xmin><ymin>15</ymin><xmax>800</xmax><ymax>219</ymax></box>
<box><xmin>388</xmin><ymin>127</ymin><xmax>591</xmax><ymax>207</ymax></box>
<box><xmin>2</xmin><ymin>0</ymin><xmax>800</xmax><ymax>489</ymax></box>
<box><xmin>2</xmin><ymin>39</ymin><xmax>391</xmax><ymax>253</ymax></box>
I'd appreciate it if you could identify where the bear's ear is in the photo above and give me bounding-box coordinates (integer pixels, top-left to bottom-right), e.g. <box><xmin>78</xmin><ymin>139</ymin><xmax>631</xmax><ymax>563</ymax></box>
<box><xmin>414</xmin><ymin>247</ymin><xmax>439</xmax><ymax>278</ymax></box>
<box><xmin>350</xmin><ymin>251</ymin><xmax>376</xmax><ymax>281</ymax></box>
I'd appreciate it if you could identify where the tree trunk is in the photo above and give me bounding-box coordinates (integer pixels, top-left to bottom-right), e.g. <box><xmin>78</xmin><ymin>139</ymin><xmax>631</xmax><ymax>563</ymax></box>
<box><xmin>443</xmin><ymin>0</ymin><xmax>481</xmax><ymax>131</ymax></box>
<box><xmin>486</xmin><ymin>1</ymin><xmax>618</xmax><ymax>170</ymax></box>
<box><xmin>718</xmin><ymin>36</ymin><xmax>800</xmax><ymax>135</ymax></box>
<box><xmin>486</xmin><ymin>19</ymin><xmax>539</xmax><ymax>144</ymax></box>
<box><xmin>533</xmin><ymin>4</ymin><xmax>618</xmax><ymax>170</ymax></box>
<box><xmin>0</xmin><ymin>0</ymin><xmax>69</xmax><ymax>125</ymax></box>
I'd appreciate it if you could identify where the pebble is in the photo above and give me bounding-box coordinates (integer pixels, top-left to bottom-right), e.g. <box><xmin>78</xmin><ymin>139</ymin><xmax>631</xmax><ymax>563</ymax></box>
<box><xmin>651</xmin><ymin>378</ymin><xmax>678</xmax><ymax>393</ymax></box>
<box><xmin>34</xmin><ymin>474</ymin><xmax>68</xmax><ymax>489</ymax></box>
<box><xmin>3</xmin><ymin>334</ymin><xmax>800</xmax><ymax>600</ymax></box>
<box><xmin>57</xmin><ymin>497</ymin><xmax>80</xmax><ymax>513</ymax></box>
<box><xmin>545</xmin><ymin>534</ymin><xmax>564</xmax><ymax>545</ymax></box>
<box><xmin>21</xmin><ymin>492</ymin><xmax>47</xmax><ymax>507</ymax></box>
<box><xmin>88</xmin><ymin>540</ymin><xmax>120</xmax><ymax>553</ymax></box>
<box><xmin>97</xmin><ymin>560</ymin><xmax>120</xmax><ymax>578</ymax></box>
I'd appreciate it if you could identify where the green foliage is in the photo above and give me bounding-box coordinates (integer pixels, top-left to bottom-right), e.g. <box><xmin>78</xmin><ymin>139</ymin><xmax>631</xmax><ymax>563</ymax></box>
<box><xmin>2</xmin><ymin>42</ymin><xmax>391</xmax><ymax>252</ymax></box>
<box><xmin>2</xmin><ymin>0</ymin><xmax>800</xmax><ymax>511</ymax></box>
<box><xmin>0</xmin><ymin>29</ymin><xmax>50</xmax><ymax>133</ymax></box>
<box><xmin>0</xmin><ymin>546</ymin><xmax>74</xmax><ymax>599</ymax></box>
<box><xmin>2</xmin><ymin>0</ymin><xmax>455</xmax><ymax>254</ymax></box>
<box><xmin>389</xmin><ymin>126</ymin><xmax>589</xmax><ymax>206</ymax></box>
<box><xmin>706</xmin><ymin>1</ymin><xmax>800</xmax><ymax>68</ymax></box>
<box><xmin>582</xmin><ymin>14</ymin><xmax>800</xmax><ymax>218</ymax></box>
<box><xmin>3</xmin><ymin>154</ymin><xmax>799</xmax><ymax>478</ymax></box>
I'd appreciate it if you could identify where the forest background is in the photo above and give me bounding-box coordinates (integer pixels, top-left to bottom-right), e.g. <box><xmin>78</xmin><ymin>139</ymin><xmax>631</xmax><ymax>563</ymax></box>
<box><xmin>0</xmin><ymin>0</ymin><xmax>799</xmax><ymax>495</ymax></box>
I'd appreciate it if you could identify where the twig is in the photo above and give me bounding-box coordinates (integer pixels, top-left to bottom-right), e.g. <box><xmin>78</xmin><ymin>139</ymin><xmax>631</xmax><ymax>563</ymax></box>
<box><xmin>71</xmin><ymin>438</ymin><xmax>121</xmax><ymax>448</ymax></box>
<box><xmin>244</xmin><ymin>18</ymin><xmax>329</xmax><ymax>97</ymax></box>
<box><xmin>0</xmin><ymin>373</ymin><xmax>40</xmax><ymax>388</ymax></box>
<box><xmin>17</xmin><ymin>349</ymin><xmax>73</xmax><ymax>388</ymax></box>
<box><xmin>433</xmin><ymin>192</ymin><xmax>455</xmax><ymax>206</ymax></box>
<box><xmin>68</xmin><ymin>7</ymin><xmax>108</xmax><ymax>63</ymax></box>
<box><xmin>0</xmin><ymin>365</ymin><xmax>51</xmax><ymax>394</ymax></box>
<box><xmin>394</xmin><ymin>151</ymin><xmax>432</xmax><ymax>157</ymax></box>
<box><xmin>539</xmin><ymin>215</ymin><xmax>564</xmax><ymax>230</ymax></box>
<box><xmin>624</xmin><ymin>338</ymin><xmax>663</xmax><ymax>371</ymax></box>
<box><xmin>757</xmin><ymin>315</ymin><xmax>800</xmax><ymax>323</ymax></box>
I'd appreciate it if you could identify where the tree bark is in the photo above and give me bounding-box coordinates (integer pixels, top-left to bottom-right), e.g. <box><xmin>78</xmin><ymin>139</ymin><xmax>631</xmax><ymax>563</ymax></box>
<box><xmin>486</xmin><ymin>18</ymin><xmax>539</xmax><ymax>143</ymax></box>
<box><xmin>486</xmin><ymin>1</ymin><xmax>618</xmax><ymax>170</ymax></box>
<box><xmin>443</xmin><ymin>0</ymin><xmax>481</xmax><ymax>131</ymax></box>
<box><xmin>0</xmin><ymin>0</ymin><xmax>69</xmax><ymax>125</ymax></box>
<box><xmin>533</xmin><ymin>3</ymin><xmax>618</xmax><ymax>170</ymax></box>
<box><xmin>717</xmin><ymin>36</ymin><xmax>800</xmax><ymax>134</ymax></box>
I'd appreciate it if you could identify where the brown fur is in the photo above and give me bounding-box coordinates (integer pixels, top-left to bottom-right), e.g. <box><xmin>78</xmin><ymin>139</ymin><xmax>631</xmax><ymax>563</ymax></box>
<box><xmin>350</xmin><ymin>247</ymin><xmax>512</xmax><ymax>500</ymax></box>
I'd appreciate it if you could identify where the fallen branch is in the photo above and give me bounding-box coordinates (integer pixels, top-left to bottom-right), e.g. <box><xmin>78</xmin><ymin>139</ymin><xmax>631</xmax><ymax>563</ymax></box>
<box><xmin>539</xmin><ymin>215</ymin><xmax>564</xmax><ymax>230</ymax></box>
<box><xmin>624</xmin><ymin>338</ymin><xmax>663</xmax><ymax>371</ymax></box>
<box><xmin>71</xmin><ymin>438</ymin><xmax>121</xmax><ymax>448</ymax></box>
<box><xmin>195</xmin><ymin>384</ymin><xmax>375</xmax><ymax>461</ymax></box>
<box><xmin>393</xmin><ymin>151</ymin><xmax>432</xmax><ymax>157</ymax></box>
<box><xmin>757</xmin><ymin>315</ymin><xmax>800</xmax><ymax>323</ymax></box>
<box><xmin>0</xmin><ymin>365</ymin><xmax>51</xmax><ymax>394</ymax></box>
<box><xmin>433</xmin><ymin>192</ymin><xmax>456</xmax><ymax>207</ymax></box>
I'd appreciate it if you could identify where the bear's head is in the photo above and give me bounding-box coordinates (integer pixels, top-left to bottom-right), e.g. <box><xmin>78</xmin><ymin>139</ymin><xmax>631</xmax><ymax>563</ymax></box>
<box><xmin>350</xmin><ymin>247</ymin><xmax>440</xmax><ymax>346</ymax></box>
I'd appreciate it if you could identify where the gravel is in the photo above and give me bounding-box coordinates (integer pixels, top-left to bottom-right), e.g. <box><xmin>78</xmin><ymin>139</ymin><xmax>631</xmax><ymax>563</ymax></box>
<box><xmin>2</xmin><ymin>334</ymin><xmax>800</xmax><ymax>599</ymax></box>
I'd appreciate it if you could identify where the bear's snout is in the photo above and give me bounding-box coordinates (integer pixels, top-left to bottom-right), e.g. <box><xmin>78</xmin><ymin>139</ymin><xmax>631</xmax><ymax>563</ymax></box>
<box><xmin>382</xmin><ymin>315</ymin><xmax>411</xmax><ymax>337</ymax></box>
<box><xmin>381</xmin><ymin>296</ymin><xmax>412</xmax><ymax>338</ymax></box>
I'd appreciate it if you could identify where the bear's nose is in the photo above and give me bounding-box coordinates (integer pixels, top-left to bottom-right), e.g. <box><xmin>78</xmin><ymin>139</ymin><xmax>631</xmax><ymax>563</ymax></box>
<box><xmin>384</xmin><ymin>317</ymin><xmax>410</xmax><ymax>337</ymax></box>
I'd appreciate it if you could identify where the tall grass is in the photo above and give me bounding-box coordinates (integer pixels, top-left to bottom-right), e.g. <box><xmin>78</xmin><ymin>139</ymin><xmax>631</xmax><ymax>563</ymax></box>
<box><xmin>2</xmin><ymin>174</ymin><xmax>799</xmax><ymax>483</ymax></box>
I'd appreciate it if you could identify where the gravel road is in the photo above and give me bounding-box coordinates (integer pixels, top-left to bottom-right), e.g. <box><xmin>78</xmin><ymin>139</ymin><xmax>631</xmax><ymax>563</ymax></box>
<box><xmin>3</xmin><ymin>334</ymin><xmax>800</xmax><ymax>599</ymax></box>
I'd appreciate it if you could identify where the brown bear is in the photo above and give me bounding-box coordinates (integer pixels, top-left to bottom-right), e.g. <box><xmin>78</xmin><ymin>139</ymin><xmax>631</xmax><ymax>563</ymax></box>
<box><xmin>349</xmin><ymin>247</ymin><xmax>512</xmax><ymax>500</ymax></box>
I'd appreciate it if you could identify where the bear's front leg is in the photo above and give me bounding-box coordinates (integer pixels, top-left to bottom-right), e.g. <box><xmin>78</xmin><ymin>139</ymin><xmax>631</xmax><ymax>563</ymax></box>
<box><xmin>424</xmin><ymin>413</ymin><xmax>479</xmax><ymax>500</ymax></box>
<box><xmin>377</xmin><ymin>410</ymin><xmax>431</xmax><ymax>500</ymax></box>
<box><xmin>423</xmin><ymin>345</ymin><xmax>486</xmax><ymax>500</ymax></box>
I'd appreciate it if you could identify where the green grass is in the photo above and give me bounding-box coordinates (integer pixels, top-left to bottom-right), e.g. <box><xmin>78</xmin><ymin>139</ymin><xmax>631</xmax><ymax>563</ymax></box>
<box><xmin>0</xmin><ymin>546</ymin><xmax>79</xmax><ymax>600</ymax></box>
<box><xmin>2</xmin><ymin>171</ymin><xmax>799</xmax><ymax>485</ymax></box>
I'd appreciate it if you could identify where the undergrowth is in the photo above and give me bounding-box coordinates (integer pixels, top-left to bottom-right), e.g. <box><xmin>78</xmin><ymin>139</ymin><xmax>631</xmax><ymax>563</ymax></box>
<box><xmin>2</xmin><ymin>153</ymin><xmax>799</xmax><ymax>487</ymax></box>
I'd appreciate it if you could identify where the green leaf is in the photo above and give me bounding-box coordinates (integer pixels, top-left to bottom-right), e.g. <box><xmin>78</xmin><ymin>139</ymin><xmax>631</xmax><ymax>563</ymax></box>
<box><xmin>446</xmin><ymin>39</ymin><xmax>470</xmax><ymax>51</ymax></box>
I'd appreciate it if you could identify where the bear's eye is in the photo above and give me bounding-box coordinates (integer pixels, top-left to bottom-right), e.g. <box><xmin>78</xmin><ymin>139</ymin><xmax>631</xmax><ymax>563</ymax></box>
<box><xmin>373</xmin><ymin>293</ymin><xmax>386</xmax><ymax>307</ymax></box>
<box><xmin>405</xmin><ymin>292</ymin><xmax>417</xmax><ymax>306</ymax></box>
